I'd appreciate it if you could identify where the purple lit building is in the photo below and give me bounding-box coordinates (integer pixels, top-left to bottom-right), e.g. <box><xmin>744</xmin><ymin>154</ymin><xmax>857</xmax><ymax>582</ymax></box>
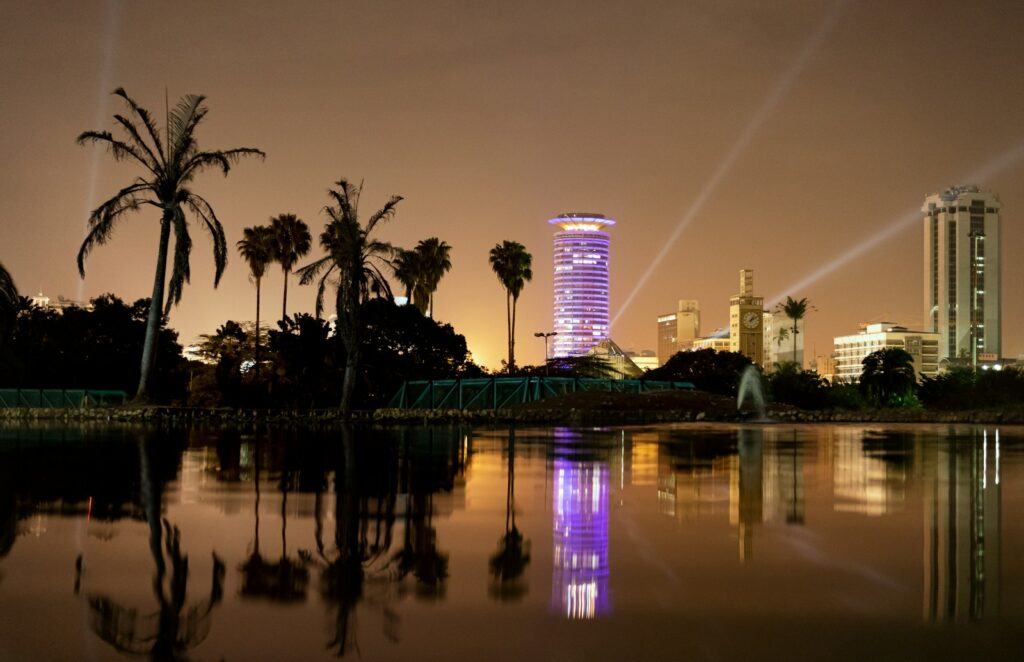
<box><xmin>549</xmin><ymin>213</ymin><xmax>615</xmax><ymax>357</ymax></box>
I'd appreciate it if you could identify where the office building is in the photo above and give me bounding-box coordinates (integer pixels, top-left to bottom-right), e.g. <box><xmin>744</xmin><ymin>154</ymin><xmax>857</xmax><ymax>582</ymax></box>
<box><xmin>656</xmin><ymin>299</ymin><xmax>700</xmax><ymax>365</ymax></box>
<box><xmin>729</xmin><ymin>269</ymin><xmax>764</xmax><ymax>365</ymax></box>
<box><xmin>549</xmin><ymin>213</ymin><xmax>614</xmax><ymax>357</ymax></box>
<box><xmin>922</xmin><ymin>186</ymin><xmax>1001</xmax><ymax>364</ymax></box>
<box><xmin>833</xmin><ymin>322</ymin><xmax>939</xmax><ymax>382</ymax></box>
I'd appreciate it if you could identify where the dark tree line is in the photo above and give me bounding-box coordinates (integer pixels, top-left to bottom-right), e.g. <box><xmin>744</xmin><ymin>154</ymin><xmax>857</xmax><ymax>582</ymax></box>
<box><xmin>0</xmin><ymin>294</ymin><xmax>186</xmax><ymax>399</ymax></box>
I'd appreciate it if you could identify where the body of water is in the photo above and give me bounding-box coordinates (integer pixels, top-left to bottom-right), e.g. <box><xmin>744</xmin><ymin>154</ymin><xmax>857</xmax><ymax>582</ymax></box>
<box><xmin>1</xmin><ymin>423</ymin><xmax>1022</xmax><ymax>660</ymax></box>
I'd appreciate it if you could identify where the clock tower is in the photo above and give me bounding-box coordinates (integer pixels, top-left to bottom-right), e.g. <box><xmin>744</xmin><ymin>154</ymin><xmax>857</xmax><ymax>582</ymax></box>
<box><xmin>729</xmin><ymin>269</ymin><xmax>764</xmax><ymax>365</ymax></box>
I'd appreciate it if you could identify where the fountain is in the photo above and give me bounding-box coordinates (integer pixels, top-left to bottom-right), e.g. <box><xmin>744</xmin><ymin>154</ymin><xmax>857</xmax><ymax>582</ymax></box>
<box><xmin>737</xmin><ymin>365</ymin><xmax>767</xmax><ymax>420</ymax></box>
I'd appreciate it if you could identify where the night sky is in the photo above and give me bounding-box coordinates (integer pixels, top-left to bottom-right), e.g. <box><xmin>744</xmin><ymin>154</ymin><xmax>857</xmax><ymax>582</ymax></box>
<box><xmin>2</xmin><ymin>0</ymin><xmax>1023</xmax><ymax>369</ymax></box>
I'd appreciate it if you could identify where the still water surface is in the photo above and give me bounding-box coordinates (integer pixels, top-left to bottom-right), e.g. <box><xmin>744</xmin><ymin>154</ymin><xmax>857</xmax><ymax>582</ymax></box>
<box><xmin>1</xmin><ymin>423</ymin><xmax>1023</xmax><ymax>660</ymax></box>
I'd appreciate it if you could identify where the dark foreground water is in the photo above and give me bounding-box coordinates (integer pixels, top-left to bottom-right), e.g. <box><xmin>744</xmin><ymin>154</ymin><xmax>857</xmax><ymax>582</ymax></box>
<box><xmin>1</xmin><ymin>423</ymin><xmax>1023</xmax><ymax>661</ymax></box>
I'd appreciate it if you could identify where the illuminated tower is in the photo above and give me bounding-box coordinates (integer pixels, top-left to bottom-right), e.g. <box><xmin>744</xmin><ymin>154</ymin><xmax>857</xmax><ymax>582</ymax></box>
<box><xmin>922</xmin><ymin>186</ymin><xmax>1001</xmax><ymax>365</ymax></box>
<box><xmin>549</xmin><ymin>213</ymin><xmax>615</xmax><ymax>357</ymax></box>
<box><xmin>728</xmin><ymin>269</ymin><xmax>764</xmax><ymax>365</ymax></box>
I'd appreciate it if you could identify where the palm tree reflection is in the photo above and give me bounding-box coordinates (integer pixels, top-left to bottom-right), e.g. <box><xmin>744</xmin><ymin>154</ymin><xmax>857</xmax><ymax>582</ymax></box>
<box><xmin>489</xmin><ymin>428</ymin><xmax>531</xmax><ymax>601</ymax></box>
<box><xmin>390</xmin><ymin>429</ymin><xmax>449</xmax><ymax>600</ymax></box>
<box><xmin>80</xmin><ymin>433</ymin><xmax>224</xmax><ymax>661</ymax></box>
<box><xmin>313</xmin><ymin>427</ymin><xmax>401</xmax><ymax>656</ymax></box>
<box><xmin>239</xmin><ymin>434</ymin><xmax>310</xmax><ymax>603</ymax></box>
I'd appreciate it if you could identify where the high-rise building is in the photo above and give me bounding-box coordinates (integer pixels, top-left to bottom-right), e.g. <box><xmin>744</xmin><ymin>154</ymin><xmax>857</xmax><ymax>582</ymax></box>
<box><xmin>729</xmin><ymin>269</ymin><xmax>764</xmax><ymax>365</ymax></box>
<box><xmin>922</xmin><ymin>186</ymin><xmax>1001</xmax><ymax>364</ymax></box>
<box><xmin>549</xmin><ymin>213</ymin><xmax>614</xmax><ymax>357</ymax></box>
<box><xmin>656</xmin><ymin>299</ymin><xmax>700</xmax><ymax>365</ymax></box>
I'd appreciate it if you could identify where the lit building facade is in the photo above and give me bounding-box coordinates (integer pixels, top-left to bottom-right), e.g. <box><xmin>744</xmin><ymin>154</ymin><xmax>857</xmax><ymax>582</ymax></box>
<box><xmin>833</xmin><ymin>322</ymin><xmax>939</xmax><ymax>383</ymax></box>
<box><xmin>922</xmin><ymin>186</ymin><xmax>1001</xmax><ymax>364</ymax></box>
<box><xmin>656</xmin><ymin>299</ymin><xmax>700</xmax><ymax>365</ymax></box>
<box><xmin>549</xmin><ymin>213</ymin><xmax>615</xmax><ymax>357</ymax></box>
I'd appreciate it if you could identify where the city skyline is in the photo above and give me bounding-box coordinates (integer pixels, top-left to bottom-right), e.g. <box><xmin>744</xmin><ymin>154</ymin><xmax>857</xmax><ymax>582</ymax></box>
<box><xmin>2</xmin><ymin>1</ymin><xmax>1024</xmax><ymax>370</ymax></box>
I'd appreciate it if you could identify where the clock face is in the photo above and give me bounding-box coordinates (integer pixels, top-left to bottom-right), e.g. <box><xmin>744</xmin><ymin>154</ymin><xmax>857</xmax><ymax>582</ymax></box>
<box><xmin>742</xmin><ymin>311</ymin><xmax>761</xmax><ymax>329</ymax></box>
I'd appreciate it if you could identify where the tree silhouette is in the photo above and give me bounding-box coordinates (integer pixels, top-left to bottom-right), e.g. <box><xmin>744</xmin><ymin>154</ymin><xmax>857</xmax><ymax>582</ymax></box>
<box><xmin>860</xmin><ymin>347</ymin><xmax>917</xmax><ymax>407</ymax></box>
<box><xmin>237</xmin><ymin>225</ymin><xmax>275</xmax><ymax>382</ymax></box>
<box><xmin>76</xmin><ymin>88</ymin><xmax>263</xmax><ymax>400</ymax></box>
<box><xmin>297</xmin><ymin>179</ymin><xmax>402</xmax><ymax>414</ymax></box>
<box><xmin>489</xmin><ymin>429</ymin><xmax>531</xmax><ymax>601</ymax></box>
<box><xmin>489</xmin><ymin>241</ymin><xmax>533</xmax><ymax>372</ymax></box>
<box><xmin>392</xmin><ymin>249</ymin><xmax>420</xmax><ymax>304</ymax></box>
<box><xmin>774</xmin><ymin>296</ymin><xmax>812</xmax><ymax>366</ymax></box>
<box><xmin>270</xmin><ymin>213</ymin><xmax>312</xmax><ymax>323</ymax></box>
<box><xmin>412</xmin><ymin>238</ymin><xmax>451</xmax><ymax>317</ymax></box>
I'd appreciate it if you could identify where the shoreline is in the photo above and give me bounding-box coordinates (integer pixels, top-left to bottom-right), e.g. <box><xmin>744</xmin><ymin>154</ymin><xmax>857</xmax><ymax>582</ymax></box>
<box><xmin>2</xmin><ymin>405</ymin><xmax>1023</xmax><ymax>426</ymax></box>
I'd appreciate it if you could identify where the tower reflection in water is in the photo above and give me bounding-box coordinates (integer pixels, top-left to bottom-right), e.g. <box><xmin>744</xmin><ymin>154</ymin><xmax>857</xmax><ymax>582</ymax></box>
<box><xmin>923</xmin><ymin>429</ymin><xmax>1001</xmax><ymax>623</ymax></box>
<box><xmin>551</xmin><ymin>434</ymin><xmax>611</xmax><ymax>619</ymax></box>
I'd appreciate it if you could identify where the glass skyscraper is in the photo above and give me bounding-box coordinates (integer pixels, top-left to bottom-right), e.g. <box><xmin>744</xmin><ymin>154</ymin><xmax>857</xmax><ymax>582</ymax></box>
<box><xmin>549</xmin><ymin>213</ymin><xmax>615</xmax><ymax>357</ymax></box>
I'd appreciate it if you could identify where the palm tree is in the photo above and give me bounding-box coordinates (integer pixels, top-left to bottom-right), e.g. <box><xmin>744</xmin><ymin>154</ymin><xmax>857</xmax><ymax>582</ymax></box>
<box><xmin>413</xmin><ymin>238</ymin><xmax>452</xmax><ymax>318</ymax></box>
<box><xmin>237</xmin><ymin>225</ymin><xmax>275</xmax><ymax>381</ymax></box>
<box><xmin>860</xmin><ymin>347</ymin><xmax>917</xmax><ymax>406</ymax></box>
<box><xmin>775</xmin><ymin>296</ymin><xmax>811</xmax><ymax>367</ymax></box>
<box><xmin>297</xmin><ymin>179</ymin><xmax>402</xmax><ymax>414</ymax></box>
<box><xmin>77</xmin><ymin>88</ymin><xmax>263</xmax><ymax>401</ymax></box>
<box><xmin>489</xmin><ymin>241</ymin><xmax>532</xmax><ymax>372</ymax></box>
<box><xmin>269</xmin><ymin>213</ymin><xmax>311</xmax><ymax>323</ymax></box>
<box><xmin>392</xmin><ymin>248</ymin><xmax>421</xmax><ymax>304</ymax></box>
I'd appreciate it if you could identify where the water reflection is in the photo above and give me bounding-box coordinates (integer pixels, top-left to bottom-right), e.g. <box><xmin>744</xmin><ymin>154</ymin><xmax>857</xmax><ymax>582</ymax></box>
<box><xmin>489</xmin><ymin>428</ymin><xmax>532</xmax><ymax>601</ymax></box>
<box><xmin>922</xmin><ymin>428</ymin><xmax>1001</xmax><ymax>623</ymax></box>
<box><xmin>0</xmin><ymin>423</ymin><xmax>1021</xmax><ymax>660</ymax></box>
<box><xmin>551</xmin><ymin>430</ymin><xmax>611</xmax><ymax>619</ymax></box>
<box><xmin>77</xmin><ymin>430</ymin><xmax>225</xmax><ymax>660</ymax></box>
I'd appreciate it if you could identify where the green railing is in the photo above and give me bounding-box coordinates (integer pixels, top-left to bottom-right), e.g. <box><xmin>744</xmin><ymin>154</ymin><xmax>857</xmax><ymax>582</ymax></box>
<box><xmin>387</xmin><ymin>377</ymin><xmax>694</xmax><ymax>411</ymax></box>
<box><xmin>0</xmin><ymin>389</ymin><xmax>129</xmax><ymax>408</ymax></box>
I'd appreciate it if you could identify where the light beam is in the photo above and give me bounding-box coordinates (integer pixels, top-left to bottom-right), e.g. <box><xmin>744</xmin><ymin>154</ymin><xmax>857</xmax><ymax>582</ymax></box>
<box><xmin>767</xmin><ymin>139</ymin><xmax>1024</xmax><ymax>307</ymax></box>
<box><xmin>611</xmin><ymin>0</ymin><xmax>851</xmax><ymax>328</ymax></box>
<box><xmin>77</xmin><ymin>0</ymin><xmax>122</xmax><ymax>303</ymax></box>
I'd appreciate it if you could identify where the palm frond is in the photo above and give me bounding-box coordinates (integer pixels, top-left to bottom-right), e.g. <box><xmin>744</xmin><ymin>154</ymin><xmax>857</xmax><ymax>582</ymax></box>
<box><xmin>167</xmin><ymin>93</ymin><xmax>207</xmax><ymax>165</ymax></box>
<box><xmin>184</xmin><ymin>193</ymin><xmax>228</xmax><ymax>286</ymax></box>
<box><xmin>111</xmin><ymin>114</ymin><xmax>163</xmax><ymax>174</ymax></box>
<box><xmin>364</xmin><ymin>196</ymin><xmax>403</xmax><ymax>234</ymax></box>
<box><xmin>296</xmin><ymin>255</ymin><xmax>334</xmax><ymax>286</ymax></box>
<box><xmin>165</xmin><ymin>208</ymin><xmax>193</xmax><ymax>313</ymax></box>
<box><xmin>77</xmin><ymin>130</ymin><xmax>156</xmax><ymax>173</ymax></box>
<box><xmin>113</xmin><ymin>88</ymin><xmax>166</xmax><ymax>163</ymax></box>
<box><xmin>77</xmin><ymin>186</ymin><xmax>149</xmax><ymax>276</ymax></box>
<box><xmin>182</xmin><ymin>147</ymin><xmax>265</xmax><ymax>179</ymax></box>
<box><xmin>0</xmin><ymin>262</ymin><xmax>18</xmax><ymax>307</ymax></box>
<box><xmin>313</xmin><ymin>266</ymin><xmax>338</xmax><ymax>318</ymax></box>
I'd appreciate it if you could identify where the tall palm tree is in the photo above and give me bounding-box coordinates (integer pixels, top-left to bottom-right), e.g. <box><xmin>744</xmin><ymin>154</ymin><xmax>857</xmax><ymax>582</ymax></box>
<box><xmin>269</xmin><ymin>213</ymin><xmax>311</xmax><ymax>323</ymax></box>
<box><xmin>489</xmin><ymin>241</ymin><xmax>532</xmax><ymax>372</ymax></box>
<box><xmin>77</xmin><ymin>88</ymin><xmax>263</xmax><ymax>401</ymax></box>
<box><xmin>237</xmin><ymin>225</ymin><xmax>275</xmax><ymax>380</ymax></box>
<box><xmin>775</xmin><ymin>296</ymin><xmax>811</xmax><ymax>367</ymax></box>
<box><xmin>392</xmin><ymin>248</ymin><xmax>421</xmax><ymax>304</ymax></box>
<box><xmin>297</xmin><ymin>179</ymin><xmax>402</xmax><ymax>414</ymax></box>
<box><xmin>413</xmin><ymin>238</ymin><xmax>452</xmax><ymax>318</ymax></box>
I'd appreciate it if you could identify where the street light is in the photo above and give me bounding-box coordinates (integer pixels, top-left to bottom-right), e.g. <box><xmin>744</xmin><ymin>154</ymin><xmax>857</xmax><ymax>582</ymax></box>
<box><xmin>534</xmin><ymin>331</ymin><xmax>557</xmax><ymax>376</ymax></box>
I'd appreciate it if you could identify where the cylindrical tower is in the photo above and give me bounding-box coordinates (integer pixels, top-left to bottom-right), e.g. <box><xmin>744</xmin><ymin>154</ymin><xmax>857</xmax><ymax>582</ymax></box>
<box><xmin>548</xmin><ymin>212</ymin><xmax>615</xmax><ymax>357</ymax></box>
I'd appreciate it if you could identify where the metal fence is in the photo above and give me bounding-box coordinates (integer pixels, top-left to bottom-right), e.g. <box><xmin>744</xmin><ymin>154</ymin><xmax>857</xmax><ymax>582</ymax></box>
<box><xmin>0</xmin><ymin>389</ymin><xmax>129</xmax><ymax>408</ymax></box>
<box><xmin>387</xmin><ymin>377</ymin><xmax>694</xmax><ymax>411</ymax></box>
